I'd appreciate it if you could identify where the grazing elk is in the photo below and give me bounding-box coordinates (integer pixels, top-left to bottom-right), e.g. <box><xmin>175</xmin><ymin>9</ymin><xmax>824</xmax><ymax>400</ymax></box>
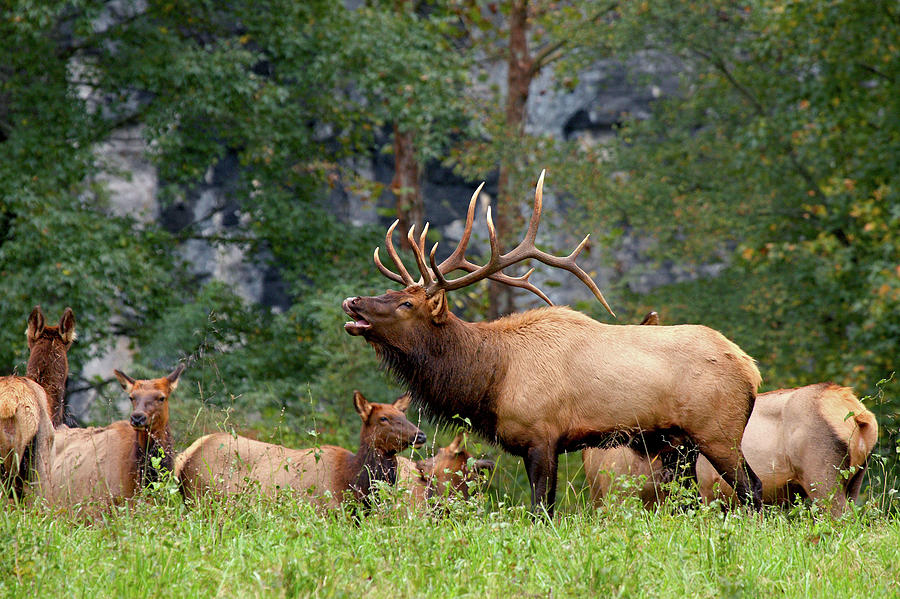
<box><xmin>47</xmin><ymin>365</ymin><xmax>184</xmax><ymax>506</ymax></box>
<box><xmin>175</xmin><ymin>391</ymin><xmax>426</xmax><ymax>508</ymax></box>
<box><xmin>584</xmin><ymin>314</ymin><xmax>879</xmax><ymax>516</ymax></box>
<box><xmin>695</xmin><ymin>383</ymin><xmax>878</xmax><ymax>516</ymax></box>
<box><xmin>396</xmin><ymin>432</ymin><xmax>495</xmax><ymax>508</ymax></box>
<box><xmin>0</xmin><ymin>306</ymin><xmax>75</xmax><ymax>499</ymax></box>
<box><xmin>343</xmin><ymin>171</ymin><xmax>762</xmax><ymax>515</ymax></box>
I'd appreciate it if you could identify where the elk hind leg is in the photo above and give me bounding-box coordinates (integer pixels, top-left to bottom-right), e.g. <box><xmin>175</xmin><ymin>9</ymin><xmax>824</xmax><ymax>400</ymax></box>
<box><xmin>698</xmin><ymin>444</ymin><xmax>762</xmax><ymax>509</ymax></box>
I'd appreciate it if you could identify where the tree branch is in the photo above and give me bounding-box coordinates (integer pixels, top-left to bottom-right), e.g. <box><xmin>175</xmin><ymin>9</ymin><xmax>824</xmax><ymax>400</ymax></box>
<box><xmin>689</xmin><ymin>45</ymin><xmax>826</xmax><ymax>202</ymax></box>
<box><xmin>528</xmin><ymin>2</ymin><xmax>620</xmax><ymax>76</ymax></box>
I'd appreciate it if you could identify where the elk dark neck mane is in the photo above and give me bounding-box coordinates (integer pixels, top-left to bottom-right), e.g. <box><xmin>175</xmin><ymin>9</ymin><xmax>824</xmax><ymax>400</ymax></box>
<box><xmin>26</xmin><ymin>342</ymin><xmax>67</xmax><ymax>426</ymax></box>
<box><xmin>374</xmin><ymin>313</ymin><xmax>508</xmax><ymax>442</ymax></box>
<box><xmin>347</xmin><ymin>442</ymin><xmax>398</xmax><ymax>505</ymax></box>
<box><xmin>134</xmin><ymin>425</ymin><xmax>174</xmax><ymax>486</ymax></box>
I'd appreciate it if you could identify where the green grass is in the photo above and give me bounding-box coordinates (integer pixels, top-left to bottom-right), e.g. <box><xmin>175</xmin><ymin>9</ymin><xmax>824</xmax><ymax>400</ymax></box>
<box><xmin>4</xmin><ymin>481</ymin><xmax>900</xmax><ymax>599</ymax></box>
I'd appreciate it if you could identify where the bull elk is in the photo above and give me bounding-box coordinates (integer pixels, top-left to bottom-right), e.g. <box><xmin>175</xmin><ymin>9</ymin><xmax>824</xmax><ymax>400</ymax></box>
<box><xmin>47</xmin><ymin>365</ymin><xmax>184</xmax><ymax>507</ymax></box>
<box><xmin>343</xmin><ymin>171</ymin><xmax>763</xmax><ymax>514</ymax></box>
<box><xmin>584</xmin><ymin>314</ymin><xmax>879</xmax><ymax>516</ymax></box>
<box><xmin>396</xmin><ymin>432</ymin><xmax>495</xmax><ymax>508</ymax></box>
<box><xmin>0</xmin><ymin>306</ymin><xmax>75</xmax><ymax>499</ymax></box>
<box><xmin>175</xmin><ymin>391</ymin><xmax>426</xmax><ymax>508</ymax></box>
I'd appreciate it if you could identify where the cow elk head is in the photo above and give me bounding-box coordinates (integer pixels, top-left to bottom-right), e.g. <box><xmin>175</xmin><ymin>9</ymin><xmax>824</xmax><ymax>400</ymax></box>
<box><xmin>114</xmin><ymin>364</ymin><xmax>185</xmax><ymax>440</ymax></box>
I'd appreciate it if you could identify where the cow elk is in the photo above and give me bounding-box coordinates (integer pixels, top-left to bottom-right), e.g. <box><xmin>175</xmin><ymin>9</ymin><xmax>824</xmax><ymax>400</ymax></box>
<box><xmin>47</xmin><ymin>365</ymin><xmax>184</xmax><ymax>507</ymax></box>
<box><xmin>0</xmin><ymin>306</ymin><xmax>75</xmax><ymax>500</ymax></box>
<box><xmin>397</xmin><ymin>432</ymin><xmax>495</xmax><ymax>508</ymax></box>
<box><xmin>695</xmin><ymin>383</ymin><xmax>878</xmax><ymax>516</ymax></box>
<box><xmin>343</xmin><ymin>171</ymin><xmax>763</xmax><ymax>515</ymax></box>
<box><xmin>175</xmin><ymin>391</ymin><xmax>426</xmax><ymax>509</ymax></box>
<box><xmin>584</xmin><ymin>313</ymin><xmax>879</xmax><ymax>516</ymax></box>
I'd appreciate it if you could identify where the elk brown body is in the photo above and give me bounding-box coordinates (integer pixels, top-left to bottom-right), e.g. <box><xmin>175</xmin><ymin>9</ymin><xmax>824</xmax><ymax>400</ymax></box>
<box><xmin>344</xmin><ymin>172</ymin><xmax>763</xmax><ymax>514</ymax></box>
<box><xmin>46</xmin><ymin>365</ymin><xmax>183</xmax><ymax>507</ymax></box>
<box><xmin>695</xmin><ymin>383</ymin><xmax>877</xmax><ymax>516</ymax></box>
<box><xmin>584</xmin><ymin>384</ymin><xmax>878</xmax><ymax>516</ymax></box>
<box><xmin>175</xmin><ymin>391</ymin><xmax>426</xmax><ymax>508</ymax></box>
<box><xmin>0</xmin><ymin>306</ymin><xmax>75</xmax><ymax>499</ymax></box>
<box><xmin>396</xmin><ymin>432</ymin><xmax>495</xmax><ymax>508</ymax></box>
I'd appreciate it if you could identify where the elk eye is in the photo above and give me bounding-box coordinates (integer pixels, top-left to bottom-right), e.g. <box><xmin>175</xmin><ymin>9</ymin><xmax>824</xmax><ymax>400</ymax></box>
<box><xmin>400</xmin><ymin>301</ymin><xmax>413</xmax><ymax>308</ymax></box>
<box><xmin>379</xmin><ymin>416</ymin><xmax>389</xmax><ymax>423</ymax></box>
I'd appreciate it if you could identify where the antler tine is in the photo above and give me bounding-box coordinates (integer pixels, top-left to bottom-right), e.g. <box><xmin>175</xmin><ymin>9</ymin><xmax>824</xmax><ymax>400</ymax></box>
<box><xmin>430</xmin><ymin>241</ymin><xmax>553</xmax><ymax>305</ymax></box>
<box><xmin>381</xmin><ymin>219</ymin><xmax>416</xmax><ymax>286</ymax></box>
<box><xmin>523</xmin><ymin>169</ymin><xmax>545</xmax><ymax>245</ymax></box>
<box><xmin>373</xmin><ymin>247</ymin><xmax>408</xmax><ymax>285</ymax></box>
<box><xmin>526</xmin><ymin>233</ymin><xmax>616</xmax><ymax>317</ymax></box>
<box><xmin>435</xmin><ymin>182</ymin><xmax>482</xmax><ymax>275</ymax></box>
<box><xmin>406</xmin><ymin>224</ymin><xmax>434</xmax><ymax>287</ymax></box>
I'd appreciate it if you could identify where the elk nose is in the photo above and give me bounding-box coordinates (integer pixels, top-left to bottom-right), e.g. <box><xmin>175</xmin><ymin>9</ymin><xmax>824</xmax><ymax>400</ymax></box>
<box><xmin>130</xmin><ymin>413</ymin><xmax>147</xmax><ymax>428</ymax></box>
<box><xmin>413</xmin><ymin>431</ymin><xmax>427</xmax><ymax>447</ymax></box>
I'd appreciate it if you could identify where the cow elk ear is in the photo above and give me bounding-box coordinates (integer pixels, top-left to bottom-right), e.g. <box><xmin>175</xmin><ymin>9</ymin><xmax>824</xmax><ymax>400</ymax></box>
<box><xmin>428</xmin><ymin>290</ymin><xmax>449</xmax><ymax>324</ymax></box>
<box><xmin>113</xmin><ymin>369</ymin><xmax>136</xmax><ymax>393</ymax></box>
<box><xmin>59</xmin><ymin>307</ymin><xmax>77</xmax><ymax>346</ymax></box>
<box><xmin>26</xmin><ymin>306</ymin><xmax>45</xmax><ymax>345</ymax></box>
<box><xmin>353</xmin><ymin>390</ymin><xmax>372</xmax><ymax>421</ymax></box>
<box><xmin>393</xmin><ymin>392</ymin><xmax>412</xmax><ymax>412</ymax></box>
<box><xmin>446</xmin><ymin>431</ymin><xmax>464</xmax><ymax>455</ymax></box>
<box><xmin>166</xmin><ymin>363</ymin><xmax>186</xmax><ymax>391</ymax></box>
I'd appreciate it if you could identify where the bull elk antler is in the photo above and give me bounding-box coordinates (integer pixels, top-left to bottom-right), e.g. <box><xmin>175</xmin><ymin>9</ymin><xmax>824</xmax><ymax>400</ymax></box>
<box><xmin>374</xmin><ymin>170</ymin><xmax>615</xmax><ymax>317</ymax></box>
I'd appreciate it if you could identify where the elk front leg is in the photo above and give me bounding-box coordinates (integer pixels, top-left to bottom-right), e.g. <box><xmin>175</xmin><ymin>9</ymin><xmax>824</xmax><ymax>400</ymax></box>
<box><xmin>525</xmin><ymin>444</ymin><xmax>559</xmax><ymax>517</ymax></box>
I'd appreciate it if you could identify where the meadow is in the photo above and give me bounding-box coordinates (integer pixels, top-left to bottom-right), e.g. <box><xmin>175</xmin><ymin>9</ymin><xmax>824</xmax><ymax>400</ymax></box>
<box><xmin>4</xmin><ymin>452</ymin><xmax>900</xmax><ymax>599</ymax></box>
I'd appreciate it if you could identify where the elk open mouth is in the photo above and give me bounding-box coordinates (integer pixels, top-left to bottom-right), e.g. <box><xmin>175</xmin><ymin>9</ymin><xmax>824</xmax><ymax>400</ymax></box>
<box><xmin>342</xmin><ymin>298</ymin><xmax>372</xmax><ymax>336</ymax></box>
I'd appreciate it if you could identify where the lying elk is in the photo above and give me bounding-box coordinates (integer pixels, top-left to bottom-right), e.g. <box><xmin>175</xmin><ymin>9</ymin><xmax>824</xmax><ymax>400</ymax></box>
<box><xmin>0</xmin><ymin>306</ymin><xmax>75</xmax><ymax>499</ymax></box>
<box><xmin>397</xmin><ymin>432</ymin><xmax>495</xmax><ymax>508</ymax></box>
<box><xmin>343</xmin><ymin>171</ymin><xmax>762</xmax><ymax>514</ymax></box>
<box><xmin>47</xmin><ymin>365</ymin><xmax>184</xmax><ymax>506</ymax></box>
<box><xmin>175</xmin><ymin>391</ymin><xmax>426</xmax><ymax>508</ymax></box>
<box><xmin>584</xmin><ymin>314</ymin><xmax>879</xmax><ymax>516</ymax></box>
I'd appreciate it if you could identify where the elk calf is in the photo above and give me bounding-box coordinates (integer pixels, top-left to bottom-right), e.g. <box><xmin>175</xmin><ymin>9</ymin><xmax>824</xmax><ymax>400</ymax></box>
<box><xmin>176</xmin><ymin>391</ymin><xmax>426</xmax><ymax>508</ymax></box>
<box><xmin>0</xmin><ymin>307</ymin><xmax>75</xmax><ymax>499</ymax></box>
<box><xmin>396</xmin><ymin>432</ymin><xmax>495</xmax><ymax>508</ymax></box>
<box><xmin>47</xmin><ymin>365</ymin><xmax>183</xmax><ymax>507</ymax></box>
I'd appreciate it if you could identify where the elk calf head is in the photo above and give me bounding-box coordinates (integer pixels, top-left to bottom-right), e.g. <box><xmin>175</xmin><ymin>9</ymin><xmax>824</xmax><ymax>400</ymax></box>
<box><xmin>418</xmin><ymin>432</ymin><xmax>495</xmax><ymax>498</ymax></box>
<box><xmin>114</xmin><ymin>364</ymin><xmax>185</xmax><ymax>439</ymax></box>
<box><xmin>354</xmin><ymin>390</ymin><xmax>426</xmax><ymax>454</ymax></box>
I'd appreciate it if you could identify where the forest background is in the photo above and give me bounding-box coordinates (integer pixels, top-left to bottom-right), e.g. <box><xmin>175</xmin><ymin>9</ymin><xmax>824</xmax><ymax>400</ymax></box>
<box><xmin>1</xmin><ymin>0</ymin><xmax>898</xmax><ymax>498</ymax></box>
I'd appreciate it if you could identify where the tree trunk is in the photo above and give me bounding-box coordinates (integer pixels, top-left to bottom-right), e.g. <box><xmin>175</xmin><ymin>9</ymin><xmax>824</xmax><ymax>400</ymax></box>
<box><xmin>391</xmin><ymin>125</ymin><xmax>424</xmax><ymax>250</ymax></box>
<box><xmin>489</xmin><ymin>0</ymin><xmax>534</xmax><ymax>318</ymax></box>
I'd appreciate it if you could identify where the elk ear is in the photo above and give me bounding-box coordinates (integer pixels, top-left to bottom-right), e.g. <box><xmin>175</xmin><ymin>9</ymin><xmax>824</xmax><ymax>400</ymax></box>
<box><xmin>26</xmin><ymin>306</ymin><xmax>45</xmax><ymax>345</ymax></box>
<box><xmin>166</xmin><ymin>363</ymin><xmax>186</xmax><ymax>391</ymax></box>
<box><xmin>428</xmin><ymin>290</ymin><xmax>449</xmax><ymax>324</ymax></box>
<box><xmin>393</xmin><ymin>392</ymin><xmax>412</xmax><ymax>412</ymax></box>
<box><xmin>473</xmin><ymin>458</ymin><xmax>495</xmax><ymax>475</ymax></box>
<box><xmin>58</xmin><ymin>307</ymin><xmax>77</xmax><ymax>346</ymax></box>
<box><xmin>113</xmin><ymin>369</ymin><xmax>136</xmax><ymax>393</ymax></box>
<box><xmin>639</xmin><ymin>311</ymin><xmax>659</xmax><ymax>326</ymax></box>
<box><xmin>446</xmin><ymin>431</ymin><xmax>465</xmax><ymax>455</ymax></box>
<box><xmin>353</xmin><ymin>390</ymin><xmax>372</xmax><ymax>421</ymax></box>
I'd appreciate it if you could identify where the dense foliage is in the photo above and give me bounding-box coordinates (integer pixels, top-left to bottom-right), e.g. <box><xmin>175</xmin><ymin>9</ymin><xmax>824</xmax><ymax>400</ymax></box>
<box><xmin>1</xmin><ymin>1</ymin><xmax>896</xmax><ymax>453</ymax></box>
